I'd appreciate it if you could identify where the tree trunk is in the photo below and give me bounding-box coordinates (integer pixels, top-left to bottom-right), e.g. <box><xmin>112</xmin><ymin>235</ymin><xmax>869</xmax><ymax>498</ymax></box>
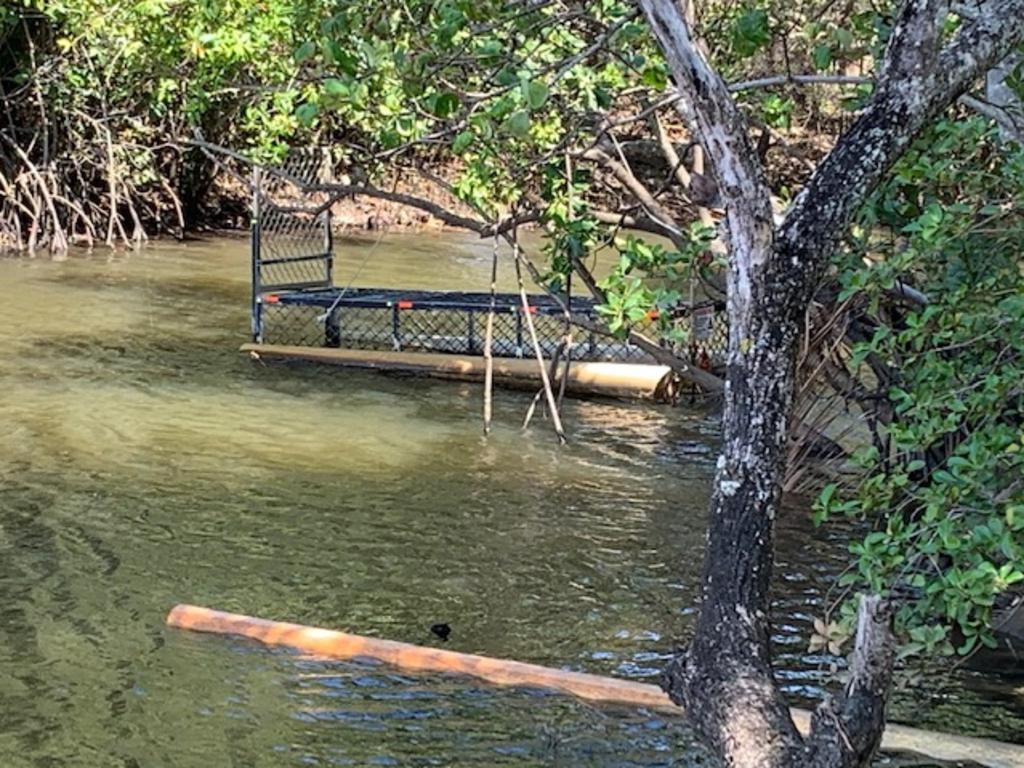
<box><xmin>638</xmin><ymin>0</ymin><xmax>1024</xmax><ymax>765</ymax></box>
<box><xmin>663</xmin><ymin>227</ymin><xmax>817</xmax><ymax>766</ymax></box>
<box><xmin>661</xmin><ymin>240</ymin><xmax>897</xmax><ymax>768</ymax></box>
<box><xmin>658</xmin><ymin>200</ymin><xmax>908</xmax><ymax>768</ymax></box>
<box><xmin>663</xmin><ymin>282</ymin><xmax>803</xmax><ymax>765</ymax></box>
<box><xmin>986</xmin><ymin>53</ymin><xmax>1023</xmax><ymax>143</ymax></box>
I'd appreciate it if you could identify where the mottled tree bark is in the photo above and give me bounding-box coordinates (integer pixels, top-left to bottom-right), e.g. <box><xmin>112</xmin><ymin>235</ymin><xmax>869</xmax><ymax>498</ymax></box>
<box><xmin>637</xmin><ymin>0</ymin><xmax>1024</xmax><ymax>766</ymax></box>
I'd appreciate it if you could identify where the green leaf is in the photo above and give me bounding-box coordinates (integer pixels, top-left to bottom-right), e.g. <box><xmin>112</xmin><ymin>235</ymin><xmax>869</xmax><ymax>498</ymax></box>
<box><xmin>957</xmin><ymin>634</ymin><xmax>978</xmax><ymax>655</ymax></box>
<box><xmin>503</xmin><ymin>110</ymin><xmax>531</xmax><ymax>137</ymax></box>
<box><xmin>327</xmin><ymin>42</ymin><xmax>358</xmax><ymax>75</ymax></box>
<box><xmin>732</xmin><ymin>8</ymin><xmax>771</xmax><ymax>57</ymax></box>
<box><xmin>323</xmin><ymin>78</ymin><xmax>348</xmax><ymax>96</ymax></box>
<box><xmin>496</xmin><ymin>68</ymin><xmax>518</xmax><ymax>87</ymax></box>
<box><xmin>295</xmin><ymin>102</ymin><xmax>318</xmax><ymax>126</ymax></box>
<box><xmin>812</xmin><ymin>44</ymin><xmax>832</xmax><ymax>70</ymax></box>
<box><xmin>295</xmin><ymin>41</ymin><xmax>316</xmax><ymax>63</ymax></box>
<box><xmin>452</xmin><ymin>130</ymin><xmax>474</xmax><ymax>153</ymax></box>
<box><xmin>432</xmin><ymin>91</ymin><xmax>460</xmax><ymax>118</ymax></box>
<box><xmin>522</xmin><ymin>80</ymin><xmax>549</xmax><ymax>110</ymax></box>
<box><xmin>833</xmin><ymin>27</ymin><xmax>854</xmax><ymax>50</ymax></box>
<box><xmin>641</xmin><ymin>65</ymin><xmax>668</xmax><ymax>90</ymax></box>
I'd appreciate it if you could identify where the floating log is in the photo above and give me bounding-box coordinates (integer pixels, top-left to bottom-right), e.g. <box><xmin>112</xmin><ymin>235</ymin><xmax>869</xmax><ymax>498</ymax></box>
<box><xmin>241</xmin><ymin>343</ymin><xmax>675</xmax><ymax>401</ymax></box>
<box><xmin>167</xmin><ymin>604</ymin><xmax>1024</xmax><ymax>768</ymax></box>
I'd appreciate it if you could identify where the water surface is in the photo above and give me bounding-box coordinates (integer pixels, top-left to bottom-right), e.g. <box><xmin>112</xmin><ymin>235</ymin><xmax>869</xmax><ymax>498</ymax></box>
<box><xmin>0</xmin><ymin>235</ymin><xmax>1021</xmax><ymax>767</ymax></box>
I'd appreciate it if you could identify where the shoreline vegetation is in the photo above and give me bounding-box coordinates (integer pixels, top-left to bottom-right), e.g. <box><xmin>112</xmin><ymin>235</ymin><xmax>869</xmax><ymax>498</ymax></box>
<box><xmin>0</xmin><ymin>0</ymin><xmax>830</xmax><ymax>254</ymax></box>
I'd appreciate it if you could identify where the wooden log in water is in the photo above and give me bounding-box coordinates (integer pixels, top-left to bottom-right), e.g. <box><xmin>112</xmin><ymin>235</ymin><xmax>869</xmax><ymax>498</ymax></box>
<box><xmin>241</xmin><ymin>343</ymin><xmax>675</xmax><ymax>401</ymax></box>
<box><xmin>167</xmin><ymin>605</ymin><xmax>1024</xmax><ymax>768</ymax></box>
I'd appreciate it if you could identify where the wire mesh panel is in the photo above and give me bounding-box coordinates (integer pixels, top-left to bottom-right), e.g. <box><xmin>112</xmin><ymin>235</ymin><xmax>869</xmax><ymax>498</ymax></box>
<box><xmin>324</xmin><ymin>306</ymin><xmax>396</xmax><ymax>351</ymax></box>
<box><xmin>701</xmin><ymin>310</ymin><xmax>730</xmax><ymax>368</ymax></box>
<box><xmin>397</xmin><ymin>308</ymin><xmax>478</xmax><ymax>354</ymax></box>
<box><xmin>265</xmin><ymin>295</ymin><xmax>660</xmax><ymax>362</ymax></box>
<box><xmin>251</xmin><ymin>150</ymin><xmax>334</xmax><ymax>341</ymax></box>
<box><xmin>257</xmin><ymin>286</ymin><xmax>730</xmax><ymax>365</ymax></box>
<box><xmin>258</xmin><ymin>205</ymin><xmax>331</xmax><ymax>291</ymax></box>
<box><xmin>261</xmin><ymin>303</ymin><xmax>327</xmax><ymax>347</ymax></box>
<box><xmin>316</xmin><ymin>304</ymin><xmax>541</xmax><ymax>357</ymax></box>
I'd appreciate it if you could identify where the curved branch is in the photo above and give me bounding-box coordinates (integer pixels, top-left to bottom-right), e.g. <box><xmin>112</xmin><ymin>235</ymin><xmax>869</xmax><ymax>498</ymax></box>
<box><xmin>310</xmin><ymin>182</ymin><xmax>543</xmax><ymax>235</ymax></box>
<box><xmin>578</xmin><ymin>146</ymin><xmax>688</xmax><ymax>248</ymax></box>
<box><xmin>640</xmin><ymin>0</ymin><xmax>773</xmax><ymax>334</ymax></box>
<box><xmin>591</xmin><ymin>208</ymin><xmax>683</xmax><ymax>239</ymax></box>
<box><xmin>780</xmin><ymin>0</ymin><xmax>1024</xmax><ymax>305</ymax></box>
<box><xmin>186</xmin><ymin>135</ymin><xmax>542</xmax><ymax>237</ymax></box>
<box><xmin>960</xmin><ymin>93</ymin><xmax>1024</xmax><ymax>141</ymax></box>
<box><xmin>804</xmin><ymin>596</ymin><xmax>895</xmax><ymax>767</ymax></box>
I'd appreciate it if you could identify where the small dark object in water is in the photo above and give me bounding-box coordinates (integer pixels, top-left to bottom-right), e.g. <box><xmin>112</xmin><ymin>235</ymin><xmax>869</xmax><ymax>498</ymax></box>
<box><xmin>430</xmin><ymin>623</ymin><xmax>451</xmax><ymax>642</ymax></box>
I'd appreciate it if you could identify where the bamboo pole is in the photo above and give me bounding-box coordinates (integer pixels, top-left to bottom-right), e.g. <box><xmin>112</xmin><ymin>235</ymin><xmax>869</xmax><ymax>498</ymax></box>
<box><xmin>483</xmin><ymin>230</ymin><xmax>499</xmax><ymax>435</ymax></box>
<box><xmin>240</xmin><ymin>344</ymin><xmax>674</xmax><ymax>400</ymax></box>
<box><xmin>511</xmin><ymin>227</ymin><xmax>566</xmax><ymax>444</ymax></box>
<box><xmin>166</xmin><ymin>605</ymin><xmax>1024</xmax><ymax>768</ymax></box>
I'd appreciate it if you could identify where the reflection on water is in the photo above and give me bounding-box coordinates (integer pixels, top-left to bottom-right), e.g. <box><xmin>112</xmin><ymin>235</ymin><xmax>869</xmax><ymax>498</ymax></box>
<box><xmin>0</xmin><ymin>235</ymin><xmax>1021</xmax><ymax>767</ymax></box>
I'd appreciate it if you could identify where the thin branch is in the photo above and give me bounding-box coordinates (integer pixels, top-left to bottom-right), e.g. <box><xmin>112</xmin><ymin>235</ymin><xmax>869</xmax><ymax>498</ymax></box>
<box><xmin>188</xmin><ymin>134</ymin><xmax>541</xmax><ymax>235</ymax></box>
<box><xmin>651</xmin><ymin>110</ymin><xmax>694</xmax><ymax>192</ymax></box>
<box><xmin>578</xmin><ymin>146</ymin><xmax>686</xmax><ymax>246</ymax></box>
<box><xmin>591</xmin><ymin>208</ymin><xmax>681</xmax><ymax>240</ymax></box>
<box><xmin>728</xmin><ymin>74</ymin><xmax>871</xmax><ymax>92</ymax></box>
<box><xmin>959</xmin><ymin>93</ymin><xmax>1024</xmax><ymax>140</ymax></box>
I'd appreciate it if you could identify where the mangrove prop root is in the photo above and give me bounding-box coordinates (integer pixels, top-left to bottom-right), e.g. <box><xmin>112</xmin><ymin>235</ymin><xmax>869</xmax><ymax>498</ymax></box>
<box><xmin>512</xmin><ymin>226</ymin><xmax>566</xmax><ymax>444</ymax></box>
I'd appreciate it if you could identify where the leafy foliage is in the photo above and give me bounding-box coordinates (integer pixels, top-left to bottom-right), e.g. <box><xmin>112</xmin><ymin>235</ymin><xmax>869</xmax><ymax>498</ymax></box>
<box><xmin>816</xmin><ymin>118</ymin><xmax>1024</xmax><ymax>657</ymax></box>
<box><xmin>597</xmin><ymin>224</ymin><xmax>715</xmax><ymax>342</ymax></box>
<box><xmin>1</xmin><ymin>0</ymin><xmax>320</xmax><ymax>247</ymax></box>
<box><xmin>40</xmin><ymin>0</ymin><xmax>316</xmax><ymax>154</ymax></box>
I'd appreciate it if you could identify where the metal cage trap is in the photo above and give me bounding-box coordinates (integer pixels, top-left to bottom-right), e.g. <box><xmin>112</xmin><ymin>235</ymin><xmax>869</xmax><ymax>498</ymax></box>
<box><xmin>249</xmin><ymin>151</ymin><xmax>727</xmax><ymax>367</ymax></box>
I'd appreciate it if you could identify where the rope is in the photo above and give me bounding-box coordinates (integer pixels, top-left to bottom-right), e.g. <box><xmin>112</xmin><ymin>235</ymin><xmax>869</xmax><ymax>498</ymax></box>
<box><xmin>315</xmin><ymin>226</ymin><xmax>388</xmax><ymax>324</ymax></box>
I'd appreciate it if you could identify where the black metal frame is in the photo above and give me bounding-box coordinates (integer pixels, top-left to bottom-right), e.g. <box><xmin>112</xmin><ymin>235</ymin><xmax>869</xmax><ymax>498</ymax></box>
<box><xmin>259</xmin><ymin>287</ymin><xmax>622</xmax><ymax>359</ymax></box>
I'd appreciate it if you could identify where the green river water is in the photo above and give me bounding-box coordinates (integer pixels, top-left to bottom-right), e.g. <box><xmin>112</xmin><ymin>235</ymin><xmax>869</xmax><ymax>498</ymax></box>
<box><xmin>0</xmin><ymin>234</ymin><xmax>1021</xmax><ymax>767</ymax></box>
